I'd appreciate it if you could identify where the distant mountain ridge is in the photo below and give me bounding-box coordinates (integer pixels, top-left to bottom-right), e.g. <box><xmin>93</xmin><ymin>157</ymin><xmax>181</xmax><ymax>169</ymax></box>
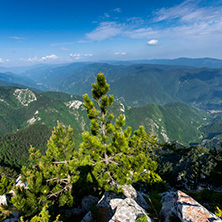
<box><xmin>108</xmin><ymin>57</ymin><xmax>222</xmax><ymax>68</ymax></box>
<box><xmin>0</xmin><ymin>85</ymin><xmax>216</xmax><ymax>145</ymax></box>
<box><xmin>1</xmin><ymin>60</ymin><xmax>222</xmax><ymax>110</ymax></box>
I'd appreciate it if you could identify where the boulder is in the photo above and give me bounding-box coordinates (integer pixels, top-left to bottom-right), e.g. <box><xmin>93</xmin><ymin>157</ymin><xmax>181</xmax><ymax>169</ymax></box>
<box><xmin>109</xmin><ymin>198</ymin><xmax>151</xmax><ymax>222</ymax></box>
<box><xmin>0</xmin><ymin>194</ymin><xmax>7</xmax><ymax>206</ymax></box>
<box><xmin>122</xmin><ymin>184</ymin><xmax>150</xmax><ymax>210</ymax></box>
<box><xmin>175</xmin><ymin>191</ymin><xmax>222</xmax><ymax>222</ymax></box>
<box><xmin>160</xmin><ymin>190</ymin><xmax>222</xmax><ymax>222</ymax></box>
<box><xmin>81</xmin><ymin>191</ymin><xmax>152</xmax><ymax>222</ymax></box>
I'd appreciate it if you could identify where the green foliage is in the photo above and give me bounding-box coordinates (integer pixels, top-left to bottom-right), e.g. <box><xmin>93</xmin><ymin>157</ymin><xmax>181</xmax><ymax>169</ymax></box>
<box><xmin>20</xmin><ymin>205</ymin><xmax>62</xmax><ymax>222</ymax></box>
<box><xmin>136</xmin><ymin>214</ymin><xmax>148</xmax><ymax>222</ymax></box>
<box><xmin>11</xmin><ymin>122</ymin><xmax>79</xmax><ymax>217</ymax></box>
<box><xmin>0</xmin><ymin>205</ymin><xmax>14</xmax><ymax>221</ymax></box>
<box><xmin>143</xmin><ymin>191</ymin><xmax>162</xmax><ymax>220</ymax></box>
<box><xmin>80</xmin><ymin>73</ymin><xmax>162</xmax><ymax>192</ymax></box>
<box><xmin>0</xmin><ymin>124</ymin><xmax>52</xmax><ymax>169</ymax></box>
<box><xmin>0</xmin><ymin>165</ymin><xmax>18</xmax><ymax>181</ymax></box>
<box><xmin>158</xmin><ymin>144</ymin><xmax>216</xmax><ymax>189</ymax></box>
<box><xmin>0</xmin><ymin>174</ymin><xmax>13</xmax><ymax>195</ymax></box>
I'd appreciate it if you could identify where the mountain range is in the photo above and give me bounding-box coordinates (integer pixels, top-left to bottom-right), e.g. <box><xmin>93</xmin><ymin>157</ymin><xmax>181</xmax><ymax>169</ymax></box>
<box><xmin>0</xmin><ymin>85</ymin><xmax>216</xmax><ymax>145</ymax></box>
<box><xmin>13</xmin><ymin>61</ymin><xmax>222</xmax><ymax>110</ymax></box>
<box><xmin>1</xmin><ymin>58</ymin><xmax>222</xmax><ymax>149</ymax></box>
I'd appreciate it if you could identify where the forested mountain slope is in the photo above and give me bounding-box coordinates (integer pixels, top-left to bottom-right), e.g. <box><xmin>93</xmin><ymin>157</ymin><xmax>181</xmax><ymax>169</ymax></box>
<box><xmin>0</xmin><ymin>86</ymin><xmax>214</xmax><ymax>146</ymax></box>
<box><xmin>16</xmin><ymin>63</ymin><xmax>222</xmax><ymax>110</ymax></box>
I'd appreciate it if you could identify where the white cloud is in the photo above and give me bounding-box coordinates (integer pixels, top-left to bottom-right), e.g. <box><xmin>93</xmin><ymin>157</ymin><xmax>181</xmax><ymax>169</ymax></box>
<box><xmin>21</xmin><ymin>54</ymin><xmax>58</xmax><ymax>63</ymax></box>
<box><xmin>70</xmin><ymin>53</ymin><xmax>81</xmax><ymax>60</ymax></box>
<box><xmin>70</xmin><ymin>53</ymin><xmax>80</xmax><ymax>57</ymax></box>
<box><xmin>60</xmin><ymin>47</ymin><xmax>69</xmax><ymax>51</ymax></box>
<box><xmin>153</xmin><ymin>0</ymin><xmax>222</xmax><ymax>25</ymax></box>
<box><xmin>153</xmin><ymin>0</ymin><xmax>196</xmax><ymax>22</ymax></box>
<box><xmin>86</xmin><ymin>22</ymin><xmax>122</xmax><ymax>41</ymax></box>
<box><xmin>125</xmin><ymin>28</ymin><xmax>157</xmax><ymax>39</ymax></box>
<box><xmin>0</xmin><ymin>58</ymin><xmax>10</xmax><ymax>63</ymax></box>
<box><xmin>114</xmin><ymin>8</ymin><xmax>121</xmax><ymax>13</ymax></box>
<box><xmin>84</xmin><ymin>54</ymin><xmax>93</xmax><ymax>57</ymax></box>
<box><xmin>70</xmin><ymin>53</ymin><xmax>92</xmax><ymax>60</ymax></box>
<box><xmin>114</xmin><ymin>52</ymin><xmax>126</xmax><ymax>55</ymax></box>
<box><xmin>41</xmin><ymin>54</ymin><xmax>58</xmax><ymax>61</ymax></box>
<box><xmin>147</xmin><ymin>39</ymin><xmax>158</xmax><ymax>45</ymax></box>
<box><xmin>9</xmin><ymin>36</ymin><xmax>24</xmax><ymax>40</ymax></box>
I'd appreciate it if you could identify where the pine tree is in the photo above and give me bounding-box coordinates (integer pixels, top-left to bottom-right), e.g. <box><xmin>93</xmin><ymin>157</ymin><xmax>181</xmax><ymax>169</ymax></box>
<box><xmin>11</xmin><ymin>122</ymin><xmax>79</xmax><ymax>217</ymax></box>
<box><xmin>0</xmin><ymin>174</ymin><xmax>13</xmax><ymax>195</ymax></box>
<box><xmin>20</xmin><ymin>205</ymin><xmax>62</xmax><ymax>222</ymax></box>
<box><xmin>80</xmin><ymin>72</ymin><xmax>162</xmax><ymax>192</ymax></box>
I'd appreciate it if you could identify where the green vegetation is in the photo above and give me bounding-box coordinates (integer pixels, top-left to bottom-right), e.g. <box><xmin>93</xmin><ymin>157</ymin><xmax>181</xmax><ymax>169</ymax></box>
<box><xmin>9</xmin><ymin>73</ymin><xmax>162</xmax><ymax>220</ymax></box>
<box><xmin>146</xmin><ymin>191</ymin><xmax>162</xmax><ymax>220</ymax></box>
<box><xmin>35</xmin><ymin>63</ymin><xmax>222</xmax><ymax>110</ymax></box>
<box><xmin>0</xmin><ymin>124</ymin><xmax>52</xmax><ymax>169</ymax></box>
<box><xmin>80</xmin><ymin>73</ymin><xmax>162</xmax><ymax>191</ymax></box>
<box><xmin>0</xmin><ymin>175</ymin><xmax>13</xmax><ymax>195</ymax></box>
<box><xmin>136</xmin><ymin>214</ymin><xmax>148</xmax><ymax>222</ymax></box>
<box><xmin>20</xmin><ymin>205</ymin><xmax>62</xmax><ymax>222</ymax></box>
<box><xmin>11</xmin><ymin>123</ymin><xmax>78</xmax><ymax>217</ymax></box>
<box><xmin>158</xmin><ymin>144</ymin><xmax>217</xmax><ymax>189</ymax></box>
<box><xmin>0</xmin><ymin>69</ymin><xmax>222</xmax><ymax>220</ymax></box>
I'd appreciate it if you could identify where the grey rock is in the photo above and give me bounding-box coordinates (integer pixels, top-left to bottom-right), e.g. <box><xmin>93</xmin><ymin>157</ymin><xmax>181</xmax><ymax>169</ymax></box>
<box><xmin>0</xmin><ymin>194</ymin><xmax>7</xmax><ymax>206</ymax></box>
<box><xmin>109</xmin><ymin>198</ymin><xmax>151</xmax><ymax>222</ymax></box>
<box><xmin>15</xmin><ymin>176</ymin><xmax>28</xmax><ymax>189</ymax></box>
<box><xmin>81</xmin><ymin>211</ymin><xmax>93</xmax><ymax>222</ymax></box>
<box><xmin>122</xmin><ymin>184</ymin><xmax>150</xmax><ymax>210</ymax></box>
<box><xmin>175</xmin><ymin>190</ymin><xmax>222</xmax><ymax>222</ymax></box>
<box><xmin>81</xmin><ymin>195</ymin><xmax>99</xmax><ymax>213</ymax></box>
<box><xmin>160</xmin><ymin>191</ymin><xmax>177</xmax><ymax>222</ymax></box>
<box><xmin>160</xmin><ymin>190</ymin><xmax>222</xmax><ymax>222</ymax></box>
<box><xmin>81</xmin><ymin>191</ymin><xmax>152</xmax><ymax>222</ymax></box>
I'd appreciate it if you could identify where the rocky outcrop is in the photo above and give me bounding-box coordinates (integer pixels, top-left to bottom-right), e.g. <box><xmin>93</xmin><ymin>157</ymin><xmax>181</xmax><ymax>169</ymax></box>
<box><xmin>0</xmin><ymin>194</ymin><xmax>7</xmax><ymax>205</ymax></box>
<box><xmin>109</xmin><ymin>198</ymin><xmax>151</xmax><ymax>222</ymax></box>
<box><xmin>81</xmin><ymin>187</ymin><xmax>152</xmax><ymax>222</ymax></box>
<box><xmin>122</xmin><ymin>184</ymin><xmax>150</xmax><ymax>210</ymax></box>
<box><xmin>160</xmin><ymin>190</ymin><xmax>222</xmax><ymax>222</ymax></box>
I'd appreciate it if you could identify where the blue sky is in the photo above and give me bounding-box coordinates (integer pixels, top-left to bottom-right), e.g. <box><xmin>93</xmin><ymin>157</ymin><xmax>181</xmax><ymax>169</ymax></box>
<box><xmin>0</xmin><ymin>0</ymin><xmax>222</xmax><ymax>66</ymax></box>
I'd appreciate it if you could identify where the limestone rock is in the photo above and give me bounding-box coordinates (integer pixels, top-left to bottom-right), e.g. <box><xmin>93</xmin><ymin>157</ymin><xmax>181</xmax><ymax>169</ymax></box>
<box><xmin>160</xmin><ymin>190</ymin><xmax>222</xmax><ymax>222</ymax></box>
<box><xmin>175</xmin><ymin>190</ymin><xmax>222</xmax><ymax>222</ymax></box>
<box><xmin>81</xmin><ymin>191</ymin><xmax>152</xmax><ymax>222</ymax></box>
<box><xmin>122</xmin><ymin>184</ymin><xmax>150</xmax><ymax>210</ymax></box>
<box><xmin>0</xmin><ymin>194</ymin><xmax>7</xmax><ymax>205</ymax></box>
<box><xmin>109</xmin><ymin>198</ymin><xmax>151</xmax><ymax>222</ymax></box>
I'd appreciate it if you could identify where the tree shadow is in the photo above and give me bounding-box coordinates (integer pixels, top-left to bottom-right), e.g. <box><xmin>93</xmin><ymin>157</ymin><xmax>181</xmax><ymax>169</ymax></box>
<box><xmin>72</xmin><ymin>165</ymin><xmax>100</xmax><ymax>202</ymax></box>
